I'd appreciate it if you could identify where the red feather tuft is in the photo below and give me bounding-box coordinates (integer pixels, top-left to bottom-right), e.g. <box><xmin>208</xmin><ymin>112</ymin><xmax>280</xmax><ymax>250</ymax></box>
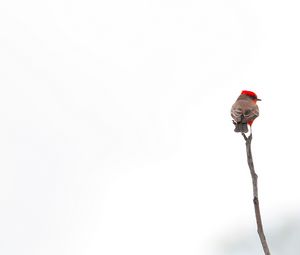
<box><xmin>241</xmin><ymin>90</ymin><xmax>257</xmax><ymax>98</ymax></box>
<box><xmin>248</xmin><ymin>120</ymin><xmax>254</xmax><ymax>126</ymax></box>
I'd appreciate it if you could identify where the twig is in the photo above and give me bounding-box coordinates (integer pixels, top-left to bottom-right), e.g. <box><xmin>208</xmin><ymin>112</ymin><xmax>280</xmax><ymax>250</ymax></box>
<box><xmin>243</xmin><ymin>133</ymin><xmax>271</xmax><ymax>255</ymax></box>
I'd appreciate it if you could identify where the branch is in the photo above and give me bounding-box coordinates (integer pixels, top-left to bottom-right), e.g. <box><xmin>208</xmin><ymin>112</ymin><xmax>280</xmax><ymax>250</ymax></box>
<box><xmin>244</xmin><ymin>133</ymin><xmax>271</xmax><ymax>255</ymax></box>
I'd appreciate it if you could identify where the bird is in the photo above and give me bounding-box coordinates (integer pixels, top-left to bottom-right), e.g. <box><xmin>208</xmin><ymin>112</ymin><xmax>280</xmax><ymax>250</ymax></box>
<box><xmin>231</xmin><ymin>90</ymin><xmax>261</xmax><ymax>133</ymax></box>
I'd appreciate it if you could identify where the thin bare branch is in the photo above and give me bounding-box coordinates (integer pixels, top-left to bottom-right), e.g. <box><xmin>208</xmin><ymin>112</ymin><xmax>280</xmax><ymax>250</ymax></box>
<box><xmin>244</xmin><ymin>133</ymin><xmax>271</xmax><ymax>255</ymax></box>
<box><xmin>232</xmin><ymin>121</ymin><xmax>271</xmax><ymax>253</ymax></box>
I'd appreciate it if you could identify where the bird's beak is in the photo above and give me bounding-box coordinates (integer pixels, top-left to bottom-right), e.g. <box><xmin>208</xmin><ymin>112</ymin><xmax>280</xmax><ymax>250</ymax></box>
<box><xmin>257</xmin><ymin>98</ymin><xmax>262</xmax><ymax>101</ymax></box>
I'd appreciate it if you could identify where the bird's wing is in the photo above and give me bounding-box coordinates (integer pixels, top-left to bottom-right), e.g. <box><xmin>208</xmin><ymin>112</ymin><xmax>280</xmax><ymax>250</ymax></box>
<box><xmin>231</xmin><ymin>105</ymin><xmax>243</xmax><ymax>122</ymax></box>
<box><xmin>244</xmin><ymin>104</ymin><xmax>259</xmax><ymax>121</ymax></box>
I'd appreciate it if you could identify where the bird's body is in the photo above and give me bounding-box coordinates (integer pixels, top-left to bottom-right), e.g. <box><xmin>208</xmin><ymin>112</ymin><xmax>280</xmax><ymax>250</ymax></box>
<box><xmin>231</xmin><ymin>90</ymin><xmax>260</xmax><ymax>133</ymax></box>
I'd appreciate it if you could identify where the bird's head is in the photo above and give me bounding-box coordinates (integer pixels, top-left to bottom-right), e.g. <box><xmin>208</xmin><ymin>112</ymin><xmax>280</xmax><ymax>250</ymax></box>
<box><xmin>241</xmin><ymin>90</ymin><xmax>261</xmax><ymax>102</ymax></box>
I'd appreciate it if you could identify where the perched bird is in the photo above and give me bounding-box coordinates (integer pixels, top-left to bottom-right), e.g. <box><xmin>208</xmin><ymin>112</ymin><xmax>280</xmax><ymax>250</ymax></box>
<box><xmin>231</xmin><ymin>90</ymin><xmax>261</xmax><ymax>133</ymax></box>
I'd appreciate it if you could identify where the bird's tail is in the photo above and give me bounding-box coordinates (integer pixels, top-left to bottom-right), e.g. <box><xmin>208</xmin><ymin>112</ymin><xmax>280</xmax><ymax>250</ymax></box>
<box><xmin>234</xmin><ymin>122</ymin><xmax>248</xmax><ymax>133</ymax></box>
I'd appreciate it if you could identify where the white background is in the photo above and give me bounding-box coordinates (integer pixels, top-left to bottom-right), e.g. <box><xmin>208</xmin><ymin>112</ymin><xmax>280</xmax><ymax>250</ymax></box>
<box><xmin>1</xmin><ymin>0</ymin><xmax>300</xmax><ymax>254</ymax></box>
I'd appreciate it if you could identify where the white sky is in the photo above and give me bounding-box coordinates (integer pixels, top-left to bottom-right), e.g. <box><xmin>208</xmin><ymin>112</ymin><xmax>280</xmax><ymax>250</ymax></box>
<box><xmin>1</xmin><ymin>0</ymin><xmax>300</xmax><ymax>254</ymax></box>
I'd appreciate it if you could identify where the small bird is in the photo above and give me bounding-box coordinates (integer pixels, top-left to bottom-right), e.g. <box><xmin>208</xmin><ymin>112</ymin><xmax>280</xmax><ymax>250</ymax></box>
<box><xmin>231</xmin><ymin>90</ymin><xmax>261</xmax><ymax>133</ymax></box>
